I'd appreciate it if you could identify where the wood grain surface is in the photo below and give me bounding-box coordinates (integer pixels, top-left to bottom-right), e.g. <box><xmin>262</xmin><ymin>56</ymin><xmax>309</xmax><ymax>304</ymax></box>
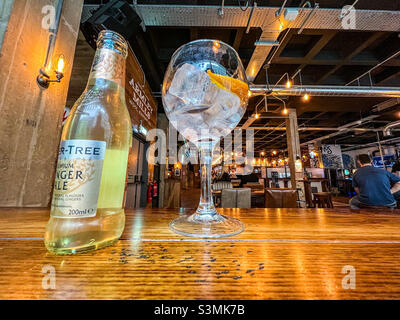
<box><xmin>0</xmin><ymin>208</ymin><xmax>400</xmax><ymax>299</ymax></box>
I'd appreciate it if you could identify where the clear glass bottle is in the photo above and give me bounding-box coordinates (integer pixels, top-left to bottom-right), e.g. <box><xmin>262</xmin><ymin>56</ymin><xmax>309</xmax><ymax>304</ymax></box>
<box><xmin>45</xmin><ymin>30</ymin><xmax>132</xmax><ymax>254</ymax></box>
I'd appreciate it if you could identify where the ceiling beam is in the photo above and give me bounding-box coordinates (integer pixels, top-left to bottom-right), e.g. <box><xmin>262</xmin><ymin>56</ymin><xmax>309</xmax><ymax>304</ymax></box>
<box><xmin>81</xmin><ymin>5</ymin><xmax>400</xmax><ymax>32</ymax></box>
<box><xmin>232</xmin><ymin>28</ymin><xmax>244</xmax><ymax>51</ymax></box>
<box><xmin>246</xmin><ymin>28</ymin><xmax>283</xmax><ymax>82</ymax></box>
<box><xmin>290</xmin><ymin>30</ymin><xmax>337</xmax><ymax>78</ymax></box>
<box><xmin>316</xmin><ymin>32</ymin><xmax>386</xmax><ymax>84</ymax></box>
<box><xmin>375</xmin><ymin>67</ymin><xmax>400</xmax><ymax>85</ymax></box>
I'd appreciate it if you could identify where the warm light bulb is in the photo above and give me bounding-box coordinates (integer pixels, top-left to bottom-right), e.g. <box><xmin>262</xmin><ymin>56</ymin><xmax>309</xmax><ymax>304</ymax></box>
<box><xmin>273</xmin><ymin>150</ymin><xmax>277</xmax><ymax>155</ymax></box>
<box><xmin>261</xmin><ymin>152</ymin><xmax>265</xmax><ymax>156</ymax></box>
<box><xmin>303</xmin><ymin>93</ymin><xmax>310</xmax><ymax>101</ymax></box>
<box><xmin>255</xmin><ymin>113</ymin><xmax>260</xmax><ymax>119</ymax></box>
<box><xmin>212</xmin><ymin>41</ymin><xmax>221</xmax><ymax>53</ymax></box>
<box><xmin>248</xmin><ymin>91</ymin><xmax>252</xmax><ymax>97</ymax></box>
<box><xmin>282</xmin><ymin>108</ymin><xmax>288</xmax><ymax>115</ymax></box>
<box><xmin>285</xmin><ymin>80</ymin><xmax>292</xmax><ymax>88</ymax></box>
<box><xmin>57</xmin><ymin>54</ymin><xmax>65</xmax><ymax>73</ymax></box>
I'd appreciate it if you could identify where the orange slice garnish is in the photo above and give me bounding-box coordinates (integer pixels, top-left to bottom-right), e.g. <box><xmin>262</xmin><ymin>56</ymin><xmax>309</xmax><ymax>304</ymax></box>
<box><xmin>207</xmin><ymin>70</ymin><xmax>249</xmax><ymax>102</ymax></box>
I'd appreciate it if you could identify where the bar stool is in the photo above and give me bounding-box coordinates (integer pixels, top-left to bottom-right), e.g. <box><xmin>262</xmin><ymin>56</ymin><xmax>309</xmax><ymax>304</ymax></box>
<box><xmin>313</xmin><ymin>192</ymin><xmax>334</xmax><ymax>208</ymax></box>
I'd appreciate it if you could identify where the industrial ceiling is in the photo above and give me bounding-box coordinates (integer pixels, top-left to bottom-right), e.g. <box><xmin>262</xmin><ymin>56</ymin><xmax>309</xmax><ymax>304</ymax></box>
<box><xmin>76</xmin><ymin>0</ymin><xmax>400</xmax><ymax>153</ymax></box>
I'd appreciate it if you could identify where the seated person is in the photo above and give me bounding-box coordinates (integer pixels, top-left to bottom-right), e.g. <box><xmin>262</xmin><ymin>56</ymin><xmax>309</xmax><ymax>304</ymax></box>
<box><xmin>216</xmin><ymin>168</ymin><xmax>230</xmax><ymax>182</ymax></box>
<box><xmin>238</xmin><ymin>172</ymin><xmax>259</xmax><ymax>187</ymax></box>
<box><xmin>350</xmin><ymin>154</ymin><xmax>400</xmax><ymax>209</ymax></box>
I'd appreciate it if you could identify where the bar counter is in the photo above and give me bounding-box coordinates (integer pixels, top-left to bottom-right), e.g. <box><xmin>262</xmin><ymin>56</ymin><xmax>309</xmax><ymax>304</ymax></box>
<box><xmin>1</xmin><ymin>207</ymin><xmax>400</xmax><ymax>299</ymax></box>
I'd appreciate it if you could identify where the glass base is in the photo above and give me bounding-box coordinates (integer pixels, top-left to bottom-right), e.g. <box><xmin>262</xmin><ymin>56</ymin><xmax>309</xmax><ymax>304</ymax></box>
<box><xmin>45</xmin><ymin>236</ymin><xmax>119</xmax><ymax>255</ymax></box>
<box><xmin>170</xmin><ymin>212</ymin><xmax>244</xmax><ymax>238</ymax></box>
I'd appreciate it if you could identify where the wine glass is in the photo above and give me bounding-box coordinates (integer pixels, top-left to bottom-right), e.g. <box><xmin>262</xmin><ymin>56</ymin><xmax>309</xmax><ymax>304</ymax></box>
<box><xmin>162</xmin><ymin>39</ymin><xmax>249</xmax><ymax>238</ymax></box>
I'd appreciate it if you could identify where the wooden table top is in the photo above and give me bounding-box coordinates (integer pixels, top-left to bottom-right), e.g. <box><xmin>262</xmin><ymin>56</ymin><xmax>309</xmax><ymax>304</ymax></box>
<box><xmin>1</xmin><ymin>207</ymin><xmax>400</xmax><ymax>300</ymax></box>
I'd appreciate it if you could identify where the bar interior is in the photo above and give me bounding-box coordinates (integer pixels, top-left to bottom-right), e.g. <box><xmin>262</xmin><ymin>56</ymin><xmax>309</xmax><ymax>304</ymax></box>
<box><xmin>1</xmin><ymin>0</ymin><xmax>400</xmax><ymax>300</ymax></box>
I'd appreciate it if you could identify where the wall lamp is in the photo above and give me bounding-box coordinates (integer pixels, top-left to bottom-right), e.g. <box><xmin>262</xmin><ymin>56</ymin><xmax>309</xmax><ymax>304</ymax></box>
<box><xmin>37</xmin><ymin>54</ymin><xmax>65</xmax><ymax>89</ymax></box>
<box><xmin>36</xmin><ymin>0</ymin><xmax>65</xmax><ymax>89</ymax></box>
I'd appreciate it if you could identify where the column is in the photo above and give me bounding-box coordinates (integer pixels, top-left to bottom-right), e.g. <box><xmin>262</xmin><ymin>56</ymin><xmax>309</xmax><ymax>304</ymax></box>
<box><xmin>0</xmin><ymin>0</ymin><xmax>84</xmax><ymax>207</ymax></box>
<box><xmin>286</xmin><ymin>108</ymin><xmax>306</xmax><ymax>207</ymax></box>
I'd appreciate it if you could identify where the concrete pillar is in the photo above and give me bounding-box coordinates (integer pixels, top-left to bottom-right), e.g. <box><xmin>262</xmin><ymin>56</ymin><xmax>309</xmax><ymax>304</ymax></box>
<box><xmin>157</xmin><ymin>113</ymin><xmax>169</xmax><ymax>208</ymax></box>
<box><xmin>286</xmin><ymin>108</ymin><xmax>306</xmax><ymax>207</ymax></box>
<box><xmin>0</xmin><ymin>0</ymin><xmax>84</xmax><ymax>207</ymax></box>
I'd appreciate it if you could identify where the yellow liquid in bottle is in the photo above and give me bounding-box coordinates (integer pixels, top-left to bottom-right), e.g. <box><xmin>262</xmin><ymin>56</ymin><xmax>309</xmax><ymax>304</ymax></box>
<box><xmin>45</xmin><ymin>147</ymin><xmax>130</xmax><ymax>255</ymax></box>
<box><xmin>98</xmin><ymin>149</ymin><xmax>129</xmax><ymax>210</ymax></box>
<box><xmin>44</xmin><ymin>85</ymin><xmax>131</xmax><ymax>255</ymax></box>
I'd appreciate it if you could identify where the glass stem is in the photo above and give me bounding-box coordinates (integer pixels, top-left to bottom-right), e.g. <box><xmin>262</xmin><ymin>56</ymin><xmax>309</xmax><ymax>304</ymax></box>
<box><xmin>196</xmin><ymin>146</ymin><xmax>217</xmax><ymax>215</ymax></box>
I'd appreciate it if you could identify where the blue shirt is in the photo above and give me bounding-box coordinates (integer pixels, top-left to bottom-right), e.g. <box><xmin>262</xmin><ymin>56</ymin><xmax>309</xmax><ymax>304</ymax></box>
<box><xmin>352</xmin><ymin>166</ymin><xmax>400</xmax><ymax>205</ymax></box>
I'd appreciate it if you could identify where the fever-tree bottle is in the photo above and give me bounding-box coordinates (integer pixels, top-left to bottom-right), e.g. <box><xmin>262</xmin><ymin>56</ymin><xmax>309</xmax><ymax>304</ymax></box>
<box><xmin>45</xmin><ymin>30</ymin><xmax>132</xmax><ymax>254</ymax></box>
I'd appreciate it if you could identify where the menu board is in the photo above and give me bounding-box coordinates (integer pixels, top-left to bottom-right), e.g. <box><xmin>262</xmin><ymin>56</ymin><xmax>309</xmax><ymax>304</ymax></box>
<box><xmin>125</xmin><ymin>44</ymin><xmax>157</xmax><ymax>133</ymax></box>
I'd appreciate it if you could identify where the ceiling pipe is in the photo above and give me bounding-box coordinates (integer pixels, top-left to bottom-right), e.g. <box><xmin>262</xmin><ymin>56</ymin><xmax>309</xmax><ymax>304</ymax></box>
<box><xmin>247</xmin><ymin>127</ymin><xmax>397</xmax><ymax>132</ymax></box>
<box><xmin>342</xmin><ymin>137</ymin><xmax>400</xmax><ymax>152</ymax></box>
<box><xmin>249</xmin><ymin>84</ymin><xmax>400</xmax><ymax>98</ymax></box>
<box><xmin>371</xmin><ymin>98</ymin><xmax>400</xmax><ymax>112</ymax></box>
<box><xmin>383</xmin><ymin>120</ymin><xmax>400</xmax><ymax>137</ymax></box>
<box><xmin>275</xmin><ymin>0</ymin><xmax>288</xmax><ymax>17</ymax></box>
<box><xmin>297</xmin><ymin>2</ymin><xmax>319</xmax><ymax>34</ymax></box>
<box><xmin>245</xmin><ymin>2</ymin><xmax>257</xmax><ymax>33</ymax></box>
<box><xmin>300</xmin><ymin>115</ymin><xmax>379</xmax><ymax>145</ymax></box>
<box><xmin>81</xmin><ymin>5</ymin><xmax>400</xmax><ymax>32</ymax></box>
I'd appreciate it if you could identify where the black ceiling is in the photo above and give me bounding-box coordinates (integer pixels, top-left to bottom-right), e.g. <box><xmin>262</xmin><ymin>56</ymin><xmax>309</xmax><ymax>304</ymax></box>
<box><xmin>80</xmin><ymin>0</ymin><xmax>400</xmax><ymax>153</ymax></box>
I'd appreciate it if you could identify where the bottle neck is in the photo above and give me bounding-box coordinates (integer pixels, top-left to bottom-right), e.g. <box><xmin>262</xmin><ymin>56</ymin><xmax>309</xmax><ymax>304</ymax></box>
<box><xmin>88</xmin><ymin>47</ymin><xmax>126</xmax><ymax>88</ymax></box>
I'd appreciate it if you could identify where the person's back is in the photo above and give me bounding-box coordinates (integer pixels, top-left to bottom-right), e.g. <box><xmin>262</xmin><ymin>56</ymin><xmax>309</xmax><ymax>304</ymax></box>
<box><xmin>353</xmin><ymin>166</ymin><xmax>397</xmax><ymax>205</ymax></box>
<box><xmin>350</xmin><ymin>154</ymin><xmax>400</xmax><ymax>209</ymax></box>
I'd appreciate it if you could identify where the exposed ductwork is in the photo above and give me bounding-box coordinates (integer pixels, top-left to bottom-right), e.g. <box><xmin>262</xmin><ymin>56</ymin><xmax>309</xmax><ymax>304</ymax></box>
<box><xmin>371</xmin><ymin>98</ymin><xmax>400</xmax><ymax>112</ymax></box>
<box><xmin>248</xmin><ymin>127</ymin><xmax>398</xmax><ymax>132</ymax></box>
<box><xmin>300</xmin><ymin>115</ymin><xmax>379</xmax><ymax>145</ymax></box>
<box><xmin>82</xmin><ymin>4</ymin><xmax>400</xmax><ymax>81</ymax></box>
<box><xmin>249</xmin><ymin>85</ymin><xmax>400</xmax><ymax>98</ymax></box>
<box><xmin>342</xmin><ymin>136</ymin><xmax>400</xmax><ymax>152</ymax></box>
<box><xmin>81</xmin><ymin>5</ymin><xmax>400</xmax><ymax>31</ymax></box>
<box><xmin>383</xmin><ymin>120</ymin><xmax>400</xmax><ymax>137</ymax></box>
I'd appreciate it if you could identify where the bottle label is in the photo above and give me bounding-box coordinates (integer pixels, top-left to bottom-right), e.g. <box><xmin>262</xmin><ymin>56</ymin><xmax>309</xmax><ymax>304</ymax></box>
<box><xmin>51</xmin><ymin>140</ymin><xmax>107</xmax><ymax>218</ymax></box>
<box><xmin>90</xmin><ymin>48</ymin><xmax>125</xmax><ymax>86</ymax></box>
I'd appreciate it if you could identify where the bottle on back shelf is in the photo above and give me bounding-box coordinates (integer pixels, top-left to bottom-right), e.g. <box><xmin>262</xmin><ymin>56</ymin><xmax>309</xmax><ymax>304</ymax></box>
<box><xmin>45</xmin><ymin>30</ymin><xmax>132</xmax><ymax>254</ymax></box>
